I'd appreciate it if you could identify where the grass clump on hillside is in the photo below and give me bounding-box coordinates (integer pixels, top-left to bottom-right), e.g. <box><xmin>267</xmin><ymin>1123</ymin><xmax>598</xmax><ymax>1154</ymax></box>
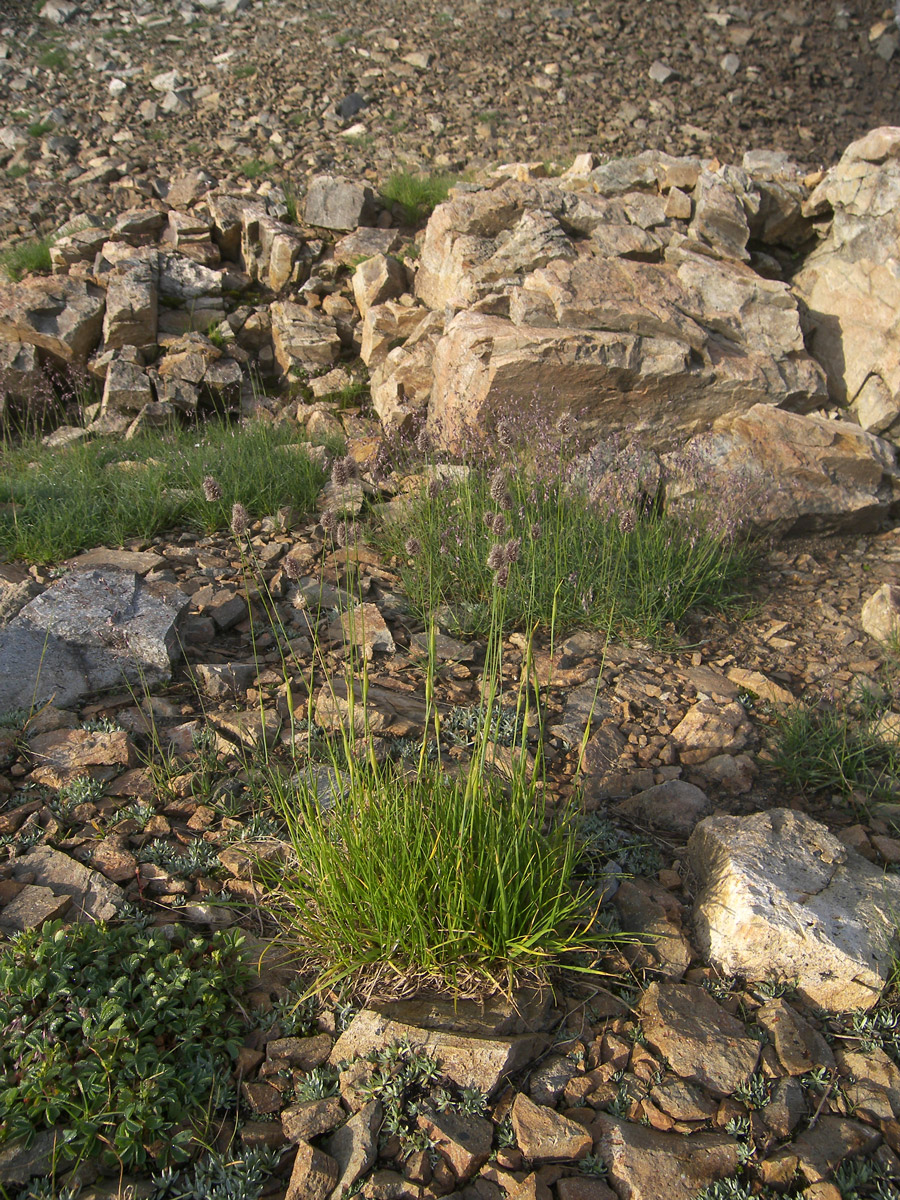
<box><xmin>379</xmin><ymin>171</ymin><xmax>456</xmax><ymax>225</ymax></box>
<box><xmin>0</xmin><ymin>921</ymin><xmax>251</xmax><ymax>1171</ymax></box>
<box><xmin>0</xmin><ymin>236</ymin><xmax>53</xmax><ymax>281</ymax></box>
<box><xmin>376</xmin><ymin>434</ymin><xmax>756</xmax><ymax>642</ymax></box>
<box><xmin>770</xmin><ymin>685</ymin><xmax>900</xmax><ymax>802</ymax></box>
<box><xmin>0</xmin><ymin>420</ymin><xmax>332</xmax><ymax>563</ymax></box>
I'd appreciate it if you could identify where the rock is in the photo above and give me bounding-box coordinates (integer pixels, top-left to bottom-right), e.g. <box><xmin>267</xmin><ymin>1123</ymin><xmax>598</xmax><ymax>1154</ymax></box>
<box><xmin>27</xmin><ymin>726</ymin><xmax>138</xmax><ymax>787</ymax></box>
<box><xmin>836</xmin><ymin>1045</ymin><xmax>900</xmax><ymax>1122</ymax></box>
<box><xmin>0</xmin><ymin>276</ymin><xmax>104</xmax><ymax>363</ymax></box>
<box><xmin>284</xmin><ymin>1140</ymin><xmax>340</xmax><ymax>1200</ymax></box>
<box><xmin>0</xmin><ymin>340</ymin><xmax>40</xmax><ymax>407</ymax></box>
<box><xmin>0</xmin><ymin>885</ymin><xmax>71</xmax><ymax>931</ymax></box>
<box><xmin>416</xmin><ymin>1102</ymin><xmax>494</xmax><ymax>1182</ymax></box>
<box><xmin>612</xmin><ymin>780</ymin><xmax>711</xmax><ymax>837</ymax></box>
<box><xmin>102</xmin><ymin>254</ymin><xmax>158</xmax><ymax>351</ymax></box>
<box><xmin>669</xmin><ymin>405</ymin><xmax>900</xmax><ymax>536</ymax></box>
<box><xmin>0</xmin><ymin>1130</ymin><xmax>67</xmax><ymax>1188</ymax></box>
<box><xmin>637</xmin><ymin>982</ymin><xmax>760</xmax><ymax>1096</ymax></box>
<box><xmin>670</xmin><ymin>700</ymin><xmax>754</xmax><ymax>765</ymax></box>
<box><xmin>755</xmin><ymin>999</ymin><xmax>835</xmax><ymax>1076</ymax></box>
<box><xmin>282</xmin><ymin>1097</ymin><xmax>345</xmax><ymax>1142</ymax></box>
<box><xmin>10</xmin><ymin>846</ymin><xmax>125</xmax><ymax>921</ymax></box>
<box><xmin>270</xmin><ymin>301</ymin><xmax>342</xmax><ymax>376</ymax></box>
<box><xmin>101</xmin><ymin>356</ymin><xmax>153</xmax><ymax>415</ymax></box>
<box><xmin>591</xmin><ymin>1115</ymin><xmax>740</xmax><ymax>1200</ymax></box>
<box><xmin>314</xmin><ymin>678</ymin><xmax>427</xmax><ymax>737</ymax></box>
<box><xmin>352</xmin><ymin>255</ymin><xmax>407</xmax><ymax>318</ymax></box>
<box><xmin>510</xmin><ymin>1094</ymin><xmax>592</xmax><ymax>1163</ymax></box>
<box><xmin>304</xmin><ymin>174</ymin><xmax>377</xmax><ymax>231</ymax></box>
<box><xmin>789</xmin><ymin>1115</ymin><xmax>881</xmax><ymax>1184</ymax></box>
<box><xmin>322</xmin><ymin>1100</ymin><xmax>382</xmax><ymax>1195</ymax></box>
<box><xmin>861</xmin><ymin>583</ymin><xmax>900</xmax><ymax>643</ymax></box>
<box><xmin>241</xmin><ymin>208</ymin><xmax>313</xmax><ymax>291</ymax></box>
<box><xmin>726</xmin><ymin>668</ymin><xmax>795</xmax><ymax>705</ymax></box>
<box><xmin>267</xmin><ymin>1034</ymin><xmax>333</xmax><ymax>1070</ymax></box>
<box><xmin>331</xmin><ymin>602</ymin><xmax>395</xmax><ymax>659</ymax></box>
<box><xmin>688</xmin><ymin>808</ymin><xmax>900</xmax><ymax>1009</ymax></box>
<box><xmin>0</xmin><ymin>569</ymin><xmax>189</xmax><ymax>711</ymax></box>
<box><xmin>369</xmin><ymin>311</ymin><xmax>444</xmax><ymax>431</ymax></box>
<box><xmin>614</xmin><ymin>879</ymin><xmax>693</xmax><ymax>981</ymax></box>
<box><xmin>329</xmin><ymin>1009</ymin><xmax>547</xmax><ymax>1095</ymax></box>
<box><xmin>361</xmin><ymin>301</ymin><xmax>440</xmax><ymax>370</ymax></box>
<box><xmin>794</xmin><ymin>128</ymin><xmax>900</xmax><ymax>432</ymax></box>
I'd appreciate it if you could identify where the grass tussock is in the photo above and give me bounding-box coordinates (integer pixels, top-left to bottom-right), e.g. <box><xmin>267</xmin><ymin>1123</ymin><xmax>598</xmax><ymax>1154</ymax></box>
<box><xmin>0</xmin><ymin>236</ymin><xmax>53</xmax><ymax>281</ymax></box>
<box><xmin>379</xmin><ymin>171</ymin><xmax>457</xmax><ymax>225</ymax></box>
<box><xmin>377</xmin><ymin>442</ymin><xmax>756</xmax><ymax>642</ymax></box>
<box><xmin>269</xmin><ymin>751</ymin><xmax>600</xmax><ymax>995</ymax></box>
<box><xmin>0</xmin><ymin>420</ymin><xmax>330</xmax><ymax>563</ymax></box>
<box><xmin>770</xmin><ymin>684</ymin><xmax>900</xmax><ymax>802</ymax></box>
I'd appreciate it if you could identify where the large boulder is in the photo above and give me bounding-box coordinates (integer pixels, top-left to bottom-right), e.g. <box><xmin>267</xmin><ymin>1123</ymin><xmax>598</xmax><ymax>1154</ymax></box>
<box><xmin>0</xmin><ymin>276</ymin><xmax>105</xmax><ymax>363</ymax></box>
<box><xmin>666</xmin><ymin>403</ymin><xmax>900</xmax><ymax>535</ymax></box>
<box><xmin>793</xmin><ymin>127</ymin><xmax>900</xmax><ymax>435</ymax></box>
<box><xmin>0</xmin><ymin>568</ymin><xmax>189</xmax><ymax>711</ymax></box>
<box><xmin>102</xmin><ymin>252</ymin><xmax>158</xmax><ymax>352</ymax></box>
<box><xmin>395</xmin><ymin>160</ymin><xmax>828</xmax><ymax>452</ymax></box>
<box><xmin>688</xmin><ymin>808</ymin><xmax>900</xmax><ymax>1010</ymax></box>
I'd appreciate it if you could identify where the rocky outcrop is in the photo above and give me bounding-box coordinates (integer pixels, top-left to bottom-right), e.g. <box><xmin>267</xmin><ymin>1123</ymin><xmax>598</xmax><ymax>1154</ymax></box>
<box><xmin>794</xmin><ymin>127</ymin><xmax>900</xmax><ymax>436</ymax></box>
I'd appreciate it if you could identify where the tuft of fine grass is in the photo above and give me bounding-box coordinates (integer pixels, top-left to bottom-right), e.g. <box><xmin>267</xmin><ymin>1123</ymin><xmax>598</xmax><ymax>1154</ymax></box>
<box><xmin>0</xmin><ymin>420</ymin><xmax>332</xmax><ymax>564</ymax></box>
<box><xmin>240</xmin><ymin>159</ymin><xmax>268</xmax><ymax>179</ymax></box>
<box><xmin>269</xmin><ymin>753</ymin><xmax>606</xmax><ymax>994</ymax></box>
<box><xmin>379</xmin><ymin>171</ymin><xmax>456</xmax><ymax>225</ymax></box>
<box><xmin>376</xmin><ymin>464</ymin><xmax>756</xmax><ymax>641</ymax></box>
<box><xmin>0</xmin><ymin>236</ymin><xmax>53</xmax><ymax>280</ymax></box>
<box><xmin>769</xmin><ymin>688</ymin><xmax>900</xmax><ymax>801</ymax></box>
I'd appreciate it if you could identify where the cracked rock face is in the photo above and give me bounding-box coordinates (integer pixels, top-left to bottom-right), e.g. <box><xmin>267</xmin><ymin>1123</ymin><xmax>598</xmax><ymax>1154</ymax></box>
<box><xmin>688</xmin><ymin>808</ymin><xmax>900</xmax><ymax>1010</ymax></box>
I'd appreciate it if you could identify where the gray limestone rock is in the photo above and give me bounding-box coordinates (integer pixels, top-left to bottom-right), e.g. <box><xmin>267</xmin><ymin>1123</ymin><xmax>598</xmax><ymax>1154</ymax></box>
<box><xmin>688</xmin><ymin>807</ymin><xmax>900</xmax><ymax>1010</ymax></box>
<box><xmin>304</xmin><ymin>174</ymin><xmax>377</xmax><ymax>231</ymax></box>
<box><xmin>0</xmin><ymin>568</ymin><xmax>189</xmax><ymax>710</ymax></box>
<box><xmin>0</xmin><ymin>276</ymin><xmax>104</xmax><ymax>364</ymax></box>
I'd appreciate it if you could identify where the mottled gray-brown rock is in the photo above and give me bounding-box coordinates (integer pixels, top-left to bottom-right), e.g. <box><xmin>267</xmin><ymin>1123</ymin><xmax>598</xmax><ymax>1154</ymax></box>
<box><xmin>102</xmin><ymin>254</ymin><xmax>158</xmax><ymax>351</ymax></box>
<box><xmin>0</xmin><ymin>884</ymin><xmax>71</xmax><ymax>932</ymax></box>
<box><xmin>613</xmin><ymin>780</ymin><xmax>711</xmax><ymax>837</ymax></box>
<box><xmin>416</xmin><ymin>1102</ymin><xmax>494</xmax><ymax>1182</ymax></box>
<box><xmin>689</xmin><ymin>808</ymin><xmax>900</xmax><ymax>1009</ymax></box>
<box><xmin>352</xmin><ymin>254</ymin><xmax>407</xmax><ymax>318</ymax></box>
<box><xmin>669</xmin><ymin>404</ymin><xmax>900</xmax><ymax>535</ymax></box>
<box><xmin>0</xmin><ymin>275</ymin><xmax>104</xmax><ymax>363</ymax></box>
<box><xmin>304</xmin><ymin>174</ymin><xmax>377</xmax><ymax>231</ymax></box>
<box><xmin>329</xmin><ymin>1009</ymin><xmax>547</xmax><ymax>1096</ymax></box>
<box><xmin>591</xmin><ymin>1114</ymin><xmax>740</xmax><ymax>1200</ymax></box>
<box><xmin>10</xmin><ymin>846</ymin><xmax>125</xmax><ymax>922</ymax></box>
<box><xmin>510</xmin><ymin>1094</ymin><xmax>592</xmax><ymax>1163</ymax></box>
<box><xmin>322</xmin><ymin>1100</ymin><xmax>382</xmax><ymax>1195</ymax></box>
<box><xmin>27</xmin><ymin>725</ymin><xmax>137</xmax><ymax>787</ymax></box>
<box><xmin>284</xmin><ymin>1140</ymin><xmax>340</xmax><ymax>1200</ymax></box>
<box><xmin>794</xmin><ymin>128</ymin><xmax>900</xmax><ymax>435</ymax></box>
<box><xmin>861</xmin><ymin>583</ymin><xmax>900</xmax><ymax>644</ymax></box>
<box><xmin>281</xmin><ymin>1097</ymin><xmax>345</xmax><ymax>1143</ymax></box>
<box><xmin>789</xmin><ymin>1115</ymin><xmax>881</xmax><ymax>1184</ymax></box>
<box><xmin>270</xmin><ymin>300</ymin><xmax>342</xmax><ymax>376</ymax></box>
<box><xmin>755</xmin><ymin>999</ymin><xmax>835</xmax><ymax>1077</ymax></box>
<box><xmin>0</xmin><ymin>568</ymin><xmax>189</xmax><ymax>711</ymax></box>
<box><xmin>638</xmin><ymin>982</ymin><xmax>760</xmax><ymax>1096</ymax></box>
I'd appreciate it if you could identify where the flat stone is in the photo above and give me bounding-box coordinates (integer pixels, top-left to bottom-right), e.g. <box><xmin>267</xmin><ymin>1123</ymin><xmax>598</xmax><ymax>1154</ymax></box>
<box><xmin>10</xmin><ymin>846</ymin><xmax>125</xmax><ymax>922</ymax></box>
<box><xmin>637</xmin><ymin>982</ymin><xmax>760</xmax><ymax>1096</ymax></box>
<box><xmin>755</xmin><ymin>999</ymin><xmax>835</xmax><ymax>1076</ymax></box>
<box><xmin>613</xmin><ymin>780</ymin><xmax>711</xmax><ymax>837</ymax></box>
<box><xmin>281</xmin><ymin>1097</ymin><xmax>345</xmax><ymax>1142</ymax></box>
<box><xmin>416</xmin><ymin>1102</ymin><xmax>494</xmax><ymax>1182</ymax></box>
<box><xmin>591</xmin><ymin>1115</ymin><xmax>740</xmax><ymax>1200</ymax></box>
<box><xmin>304</xmin><ymin>174</ymin><xmax>377</xmax><ymax>231</ymax></box>
<box><xmin>27</xmin><ymin>726</ymin><xmax>137</xmax><ymax>787</ymax></box>
<box><xmin>0</xmin><ymin>276</ymin><xmax>105</xmax><ymax>363</ymax></box>
<box><xmin>790</xmin><ymin>1115</ymin><xmax>881</xmax><ymax>1184</ymax></box>
<box><xmin>267</xmin><ymin>1034</ymin><xmax>333</xmax><ymax>1070</ymax></box>
<box><xmin>0</xmin><ymin>1130</ymin><xmax>66</xmax><ymax>1187</ymax></box>
<box><xmin>511</xmin><ymin>1093</ymin><xmax>592</xmax><ymax>1163</ymax></box>
<box><xmin>670</xmin><ymin>700</ymin><xmax>754</xmax><ymax>765</ymax></box>
<box><xmin>688</xmin><ymin>808</ymin><xmax>900</xmax><ymax>1009</ymax></box>
<box><xmin>0</xmin><ymin>569</ymin><xmax>188</xmax><ymax>711</ymax></box>
<box><xmin>861</xmin><ymin>583</ymin><xmax>900</xmax><ymax>643</ymax></box>
<box><xmin>329</xmin><ymin>1009</ymin><xmax>547</xmax><ymax>1095</ymax></box>
<box><xmin>0</xmin><ymin>884</ymin><xmax>71</xmax><ymax>931</ymax></box>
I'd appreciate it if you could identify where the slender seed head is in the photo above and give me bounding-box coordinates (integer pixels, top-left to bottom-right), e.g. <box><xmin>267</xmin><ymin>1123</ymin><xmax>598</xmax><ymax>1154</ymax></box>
<box><xmin>231</xmin><ymin>503</ymin><xmax>249</xmax><ymax>536</ymax></box>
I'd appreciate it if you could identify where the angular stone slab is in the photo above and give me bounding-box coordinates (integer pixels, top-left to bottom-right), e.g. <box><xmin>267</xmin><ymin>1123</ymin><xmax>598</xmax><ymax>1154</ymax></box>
<box><xmin>669</xmin><ymin>404</ymin><xmax>900</xmax><ymax>536</ymax></box>
<box><xmin>688</xmin><ymin>808</ymin><xmax>900</xmax><ymax>1010</ymax></box>
<box><xmin>0</xmin><ymin>568</ymin><xmax>189</xmax><ymax>710</ymax></box>
<box><xmin>591</xmin><ymin>1115</ymin><xmax>740</xmax><ymax>1200</ymax></box>
<box><xmin>10</xmin><ymin>846</ymin><xmax>126</xmax><ymax>922</ymax></box>
<box><xmin>329</xmin><ymin>1008</ymin><xmax>547</xmax><ymax>1096</ymax></box>
<box><xmin>637</xmin><ymin>982</ymin><xmax>760</xmax><ymax>1096</ymax></box>
<box><xmin>0</xmin><ymin>276</ymin><xmax>105</xmax><ymax>363</ymax></box>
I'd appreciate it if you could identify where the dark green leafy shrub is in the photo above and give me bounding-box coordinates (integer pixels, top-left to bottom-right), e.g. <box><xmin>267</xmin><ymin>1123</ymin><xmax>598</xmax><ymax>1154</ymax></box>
<box><xmin>0</xmin><ymin>921</ymin><xmax>251</xmax><ymax>1170</ymax></box>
